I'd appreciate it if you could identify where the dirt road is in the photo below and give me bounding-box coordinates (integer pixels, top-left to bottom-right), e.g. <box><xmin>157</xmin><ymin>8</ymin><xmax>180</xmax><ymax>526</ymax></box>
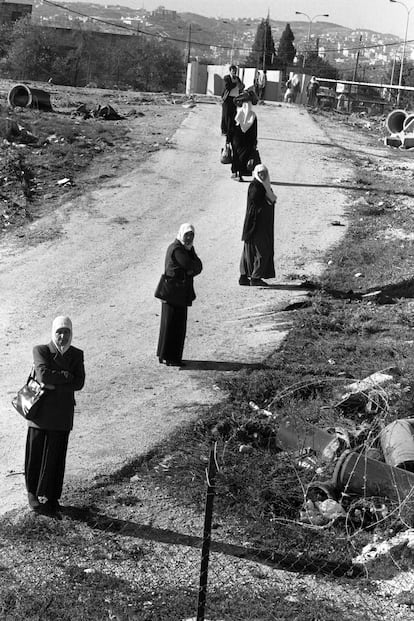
<box><xmin>0</xmin><ymin>102</ymin><xmax>350</xmax><ymax>515</ymax></box>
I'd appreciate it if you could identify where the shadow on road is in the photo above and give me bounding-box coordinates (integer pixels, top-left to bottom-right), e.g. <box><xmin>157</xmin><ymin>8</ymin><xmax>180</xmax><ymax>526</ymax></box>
<box><xmin>270</xmin><ymin>180</ymin><xmax>414</xmax><ymax>198</ymax></box>
<box><xmin>180</xmin><ymin>360</ymin><xmax>269</xmax><ymax>371</ymax></box>
<box><xmin>260</xmin><ymin>137</ymin><xmax>335</xmax><ymax>147</ymax></box>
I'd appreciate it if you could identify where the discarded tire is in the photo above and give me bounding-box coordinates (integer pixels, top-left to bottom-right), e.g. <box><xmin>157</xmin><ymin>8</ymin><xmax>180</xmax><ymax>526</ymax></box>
<box><xmin>7</xmin><ymin>83</ymin><xmax>53</xmax><ymax>111</ymax></box>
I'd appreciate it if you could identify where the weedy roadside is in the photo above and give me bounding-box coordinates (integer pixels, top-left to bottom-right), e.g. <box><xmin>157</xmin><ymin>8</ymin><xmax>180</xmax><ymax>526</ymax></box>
<box><xmin>2</xmin><ymin>109</ymin><xmax>414</xmax><ymax>620</ymax></box>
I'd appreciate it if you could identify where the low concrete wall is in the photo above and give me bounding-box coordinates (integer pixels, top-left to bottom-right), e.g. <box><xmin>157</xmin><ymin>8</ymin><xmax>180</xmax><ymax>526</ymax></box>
<box><xmin>187</xmin><ymin>62</ymin><xmax>283</xmax><ymax>102</ymax></box>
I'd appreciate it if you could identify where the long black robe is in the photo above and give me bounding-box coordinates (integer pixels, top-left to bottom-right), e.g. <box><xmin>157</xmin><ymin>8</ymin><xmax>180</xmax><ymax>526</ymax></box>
<box><xmin>231</xmin><ymin>118</ymin><xmax>257</xmax><ymax>177</ymax></box>
<box><xmin>220</xmin><ymin>74</ymin><xmax>244</xmax><ymax>140</ymax></box>
<box><xmin>157</xmin><ymin>240</ymin><xmax>202</xmax><ymax>364</ymax></box>
<box><xmin>240</xmin><ymin>179</ymin><xmax>275</xmax><ymax>280</ymax></box>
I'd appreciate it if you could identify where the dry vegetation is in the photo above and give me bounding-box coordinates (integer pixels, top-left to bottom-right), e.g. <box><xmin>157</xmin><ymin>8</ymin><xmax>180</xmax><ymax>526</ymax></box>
<box><xmin>2</xmin><ymin>91</ymin><xmax>414</xmax><ymax>619</ymax></box>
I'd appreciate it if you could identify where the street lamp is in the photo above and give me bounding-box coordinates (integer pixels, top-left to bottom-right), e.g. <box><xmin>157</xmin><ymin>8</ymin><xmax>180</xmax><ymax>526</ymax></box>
<box><xmin>389</xmin><ymin>0</ymin><xmax>414</xmax><ymax>106</ymax></box>
<box><xmin>295</xmin><ymin>11</ymin><xmax>329</xmax><ymax>66</ymax></box>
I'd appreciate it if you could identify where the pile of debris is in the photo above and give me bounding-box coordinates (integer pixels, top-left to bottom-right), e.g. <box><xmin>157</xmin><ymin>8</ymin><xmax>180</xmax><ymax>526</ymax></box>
<box><xmin>242</xmin><ymin>368</ymin><xmax>414</xmax><ymax>568</ymax></box>
<box><xmin>384</xmin><ymin>108</ymin><xmax>414</xmax><ymax>149</ymax></box>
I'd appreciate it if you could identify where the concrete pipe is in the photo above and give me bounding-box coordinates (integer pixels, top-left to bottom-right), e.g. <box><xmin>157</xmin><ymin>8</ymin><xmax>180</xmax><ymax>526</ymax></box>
<box><xmin>332</xmin><ymin>450</ymin><xmax>414</xmax><ymax>502</ymax></box>
<box><xmin>7</xmin><ymin>83</ymin><xmax>53</xmax><ymax>111</ymax></box>
<box><xmin>403</xmin><ymin>113</ymin><xmax>414</xmax><ymax>133</ymax></box>
<box><xmin>385</xmin><ymin>109</ymin><xmax>407</xmax><ymax>134</ymax></box>
<box><xmin>380</xmin><ymin>419</ymin><xmax>414</xmax><ymax>471</ymax></box>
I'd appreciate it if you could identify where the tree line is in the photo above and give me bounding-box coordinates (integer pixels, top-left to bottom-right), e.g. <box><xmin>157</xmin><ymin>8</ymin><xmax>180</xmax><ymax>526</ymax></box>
<box><xmin>0</xmin><ymin>17</ymin><xmax>185</xmax><ymax>90</ymax></box>
<box><xmin>244</xmin><ymin>17</ymin><xmax>338</xmax><ymax>80</ymax></box>
<box><xmin>0</xmin><ymin>16</ymin><xmax>339</xmax><ymax>90</ymax></box>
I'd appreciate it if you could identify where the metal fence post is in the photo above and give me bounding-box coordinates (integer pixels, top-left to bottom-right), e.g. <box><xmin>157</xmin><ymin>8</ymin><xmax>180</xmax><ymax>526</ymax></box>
<box><xmin>196</xmin><ymin>442</ymin><xmax>218</xmax><ymax>621</ymax></box>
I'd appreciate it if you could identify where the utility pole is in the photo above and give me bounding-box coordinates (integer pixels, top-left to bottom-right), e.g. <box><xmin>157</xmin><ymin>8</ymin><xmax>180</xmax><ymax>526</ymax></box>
<box><xmin>349</xmin><ymin>34</ymin><xmax>362</xmax><ymax>113</ymax></box>
<box><xmin>187</xmin><ymin>23</ymin><xmax>192</xmax><ymax>65</ymax></box>
<box><xmin>262</xmin><ymin>19</ymin><xmax>267</xmax><ymax>71</ymax></box>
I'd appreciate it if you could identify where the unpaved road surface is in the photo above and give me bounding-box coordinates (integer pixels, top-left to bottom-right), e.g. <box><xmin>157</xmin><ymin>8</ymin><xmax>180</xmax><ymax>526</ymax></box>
<box><xmin>0</xmin><ymin>102</ymin><xmax>350</xmax><ymax>515</ymax></box>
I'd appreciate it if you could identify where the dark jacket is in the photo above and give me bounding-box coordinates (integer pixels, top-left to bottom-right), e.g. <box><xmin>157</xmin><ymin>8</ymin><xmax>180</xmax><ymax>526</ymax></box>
<box><xmin>222</xmin><ymin>75</ymin><xmax>244</xmax><ymax>101</ymax></box>
<box><xmin>30</xmin><ymin>342</ymin><xmax>85</xmax><ymax>431</ymax></box>
<box><xmin>164</xmin><ymin>239</ymin><xmax>203</xmax><ymax>306</ymax></box>
<box><xmin>241</xmin><ymin>179</ymin><xmax>268</xmax><ymax>241</ymax></box>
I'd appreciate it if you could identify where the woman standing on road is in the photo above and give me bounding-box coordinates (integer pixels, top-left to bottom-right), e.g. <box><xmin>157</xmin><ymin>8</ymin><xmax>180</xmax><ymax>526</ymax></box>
<box><xmin>231</xmin><ymin>89</ymin><xmax>258</xmax><ymax>182</ymax></box>
<box><xmin>221</xmin><ymin>65</ymin><xmax>245</xmax><ymax>143</ymax></box>
<box><xmin>25</xmin><ymin>316</ymin><xmax>85</xmax><ymax>515</ymax></box>
<box><xmin>157</xmin><ymin>223</ymin><xmax>203</xmax><ymax>367</ymax></box>
<box><xmin>239</xmin><ymin>164</ymin><xmax>277</xmax><ymax>286</ymax></box>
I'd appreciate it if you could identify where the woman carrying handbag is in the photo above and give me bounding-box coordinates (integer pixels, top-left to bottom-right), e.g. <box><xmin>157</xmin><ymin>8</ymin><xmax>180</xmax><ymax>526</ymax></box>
<box><xmin>156</xmin><ymin>223</ymin><xmax>202</xmax><ymax>367</ymax></box>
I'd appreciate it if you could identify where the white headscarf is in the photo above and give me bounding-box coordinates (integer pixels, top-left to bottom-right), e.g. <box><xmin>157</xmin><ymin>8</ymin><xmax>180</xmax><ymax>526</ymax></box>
<box><xmin>253</xmin><ymin>164</ymin><xmax>277</xmax><ymax>205</ymax></box>
<box><xmin>51</xmin><ymin>315</ymin><xmax>72</xmax><ymax>354</ymax></box>
<box><xmin>235</xmin><ymin>101</ymin><xmax>256</xmax><ymax>133</ymax></box>
<box><xmin>176</xmin><ymin>223</ymin><xmax>195</xmax><ymax>249</ymax></box>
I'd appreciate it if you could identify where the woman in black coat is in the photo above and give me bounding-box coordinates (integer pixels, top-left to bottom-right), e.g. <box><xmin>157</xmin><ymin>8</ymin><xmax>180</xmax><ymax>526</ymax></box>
<box><xmin>221</xmin><ymin>64</ymin><xmax>244</xmax><ymax>142</ymax></box>
<box><xmin>25</xmin><ymin>316</ymin><xmax>85</xmax><ymax>514</ymax></box>
<box><xmin>239</xmin><ymin>164</ymin><xmax>277</xmax><ymax>286</ymax></box>
<box><xmin>231</xmin><ymin>92</ymin><xmax>258</xmax><ymax>182</ymax></box>
<box><xmin>157</xmin><ymin>223</ymin><xmax>203</xmax><ymax>367</ymax></box>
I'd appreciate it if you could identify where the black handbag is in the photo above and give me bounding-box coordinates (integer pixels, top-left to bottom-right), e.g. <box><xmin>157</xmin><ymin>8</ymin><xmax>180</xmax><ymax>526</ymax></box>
<box><xmin>220</xmin><ymin>142</ymin><xmax>232</xmax><ymax>165</ymax></box>
<box><xmin>154</xmin><ymin>274</ymin><xmax>188</xmax><ymax>307</ymax></box>
<box><xmin>246</xmin><ymin>149</ymin><xmax>261</xmax><ymax>172</ymax></box>
<box><xmin>12</xmin><ymin>368</ymin><xmax>45</xmax><ymax>420</ymax></box>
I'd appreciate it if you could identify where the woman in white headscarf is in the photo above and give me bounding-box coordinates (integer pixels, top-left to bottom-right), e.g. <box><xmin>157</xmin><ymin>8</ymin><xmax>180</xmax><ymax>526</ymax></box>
<box><xmin>25</xmin><ymin>316</ymin><xmax>85</xmax><ymax>515</ymax></box>
<box><xmin>157</xmin><ymin>223</ymin><xmax>203</xmax><ymax>367</ymax></box>
<box><xmin>230</xmin><ymin>89</ymin><xmax>258</xmax><ymax>182</ymax></box>
<box><xmin>239</xmin><ymin>164</ymin><xmax>277</xmax><ymax>286</ymax></box>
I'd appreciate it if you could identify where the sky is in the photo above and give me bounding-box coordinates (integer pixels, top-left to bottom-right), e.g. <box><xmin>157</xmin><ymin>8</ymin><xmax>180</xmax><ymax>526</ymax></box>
<box><xmin>100</xmin><ymin>0</ymin><xmax>414</xmax><ymax>39</ymax></box>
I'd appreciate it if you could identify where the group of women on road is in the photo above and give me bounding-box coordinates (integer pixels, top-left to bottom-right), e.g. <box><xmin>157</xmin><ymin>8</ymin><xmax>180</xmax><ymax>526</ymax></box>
<box><xmin>220</xmin><ymin>64</ymin><xmax>277</xmax><ymax>287</ymax></box>
<box><xmin>21</xmin><ymin>65</ymin><xmax>276</xmax><ymax>516</ymax></box>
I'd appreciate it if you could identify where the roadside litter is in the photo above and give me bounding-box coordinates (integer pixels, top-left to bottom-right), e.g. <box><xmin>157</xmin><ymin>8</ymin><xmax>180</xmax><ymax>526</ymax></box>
<box><xmin>245</xmin><ymin>369</ymin><xmax>414</xmax><ymax>564</ymax></box>
<box><xmin>384</xmin><ymin>108</ymin><xmax>414</xmax><ymax>149</ymax></box>
<box><xmin>73</xmin><ymin>103</ymin><xmax>124</xmax><ymax>120</ymax></box>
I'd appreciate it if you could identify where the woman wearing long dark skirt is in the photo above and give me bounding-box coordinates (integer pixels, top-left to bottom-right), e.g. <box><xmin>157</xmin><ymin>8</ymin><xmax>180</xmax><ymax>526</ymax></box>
<box><xmin>25</xmin><ymin>316</ymin><xmax>85</xmax><ymax>515</ymax></box>
<box><xmin>239</xmin><ymin>164</ymin><xmax>277</xmax><ymax>286</ymax></box>
<box><xmin>157</xmin><ymin>223</ymin><xmax>203</xmax><ymax>367</ymax></box>
<box><xmin>231</xmin><ymin>95</ymin><xmax>258</xmax><ymax>182</ymax></box>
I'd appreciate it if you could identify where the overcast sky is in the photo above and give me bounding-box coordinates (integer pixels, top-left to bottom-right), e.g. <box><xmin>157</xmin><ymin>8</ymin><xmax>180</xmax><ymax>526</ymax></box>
<box><xmin>109</xmin><ymin>0</ymin><xmax>414</xmax><ymax>38</ymax></box>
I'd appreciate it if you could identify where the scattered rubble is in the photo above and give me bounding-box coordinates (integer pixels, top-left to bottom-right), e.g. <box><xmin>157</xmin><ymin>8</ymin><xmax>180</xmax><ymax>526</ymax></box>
<box><xmin>384</xmin><ymin>109</ymin><xmax>414</xmax><ymax>150</ymax></box>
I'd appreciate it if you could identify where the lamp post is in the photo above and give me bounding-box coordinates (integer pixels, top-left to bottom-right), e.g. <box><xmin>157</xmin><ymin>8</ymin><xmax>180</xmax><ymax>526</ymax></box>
<box><xmin>295</xmin><ymin>11</ymin><xmax>329</xmax><ymax>67</ymax></box>
<box><xmin>389</xmin><ymin>0</ymin><xmax>414</xmax><ymax>107</ymax></box>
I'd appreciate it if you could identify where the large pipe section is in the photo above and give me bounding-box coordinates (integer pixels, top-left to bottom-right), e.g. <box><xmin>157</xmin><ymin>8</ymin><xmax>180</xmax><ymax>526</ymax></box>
<box><xmin>332</xmin><ymin>450</ymin><xmax>414</xmax><ymax>502</ymax></box>
<box><xmin>385</xmin><ymin>109</ymin><xmax>407</xmax><ymax>134</ymax></box>
<box><xmin>8</xmin><ymin>84</ymin><xmax>53</xmax><ymax>111</ymax></box>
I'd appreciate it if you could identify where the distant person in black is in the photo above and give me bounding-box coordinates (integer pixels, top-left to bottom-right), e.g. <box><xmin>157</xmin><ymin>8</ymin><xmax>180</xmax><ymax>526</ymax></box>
<box><xmin>221</xmin><ymin>65</ymin><xmax>245</xmax><ymax>143</ymax></box>
<box><xmin>306</xmin><ymin>76</ymin><xmax>320</xmax><ymax>107</ymax></box>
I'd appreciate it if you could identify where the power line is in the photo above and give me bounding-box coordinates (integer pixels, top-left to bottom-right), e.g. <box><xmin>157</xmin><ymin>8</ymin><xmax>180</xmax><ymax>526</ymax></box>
<box><xmin>38</xmin><ymin>1</ymin><xmax>414</xmax><ymax>58</ymax></box>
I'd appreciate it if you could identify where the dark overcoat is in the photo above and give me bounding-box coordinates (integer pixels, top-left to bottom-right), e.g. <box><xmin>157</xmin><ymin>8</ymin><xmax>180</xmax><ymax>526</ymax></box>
<box><xmin>164</xmin><ymin>239</ymin><xmax>203</xmax><ymax>307</ymax></box>
<box><xmin>30</xmin><ymin>342</ymin><xmax>85</xmax><ymax>431</ymax></box>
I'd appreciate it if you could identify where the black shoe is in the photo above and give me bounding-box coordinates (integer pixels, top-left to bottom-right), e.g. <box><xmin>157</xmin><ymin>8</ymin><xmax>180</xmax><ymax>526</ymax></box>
<box><xmin>28</xmin><ymin>492</ymin><xmax>41</xmax><ymax>511</ymax></box>
<box><xmin>44</xmin><ymin>499</ymin><xmax>62</xmax><ymax>514</ymax></box>
<box><xmin>159</xmin><ymin>357</ymin><xmax>166</xmax><ymax>364</ymax></box>
<box><xmin>250</xmin><ymin>278</ymin><xmax>269</xmax><ymax>286</ymax></box>
<box><xmin>239</xmin><ymin>276</ymin><xmax>250</xmax><ymax>286</ymax></box>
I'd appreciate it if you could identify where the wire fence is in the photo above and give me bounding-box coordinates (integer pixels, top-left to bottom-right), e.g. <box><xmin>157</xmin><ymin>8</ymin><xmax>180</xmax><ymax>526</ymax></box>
<box><xmin>187</xmin><ymin>437</ymin><xmax>414</xmax><ymax>621</ymax></box>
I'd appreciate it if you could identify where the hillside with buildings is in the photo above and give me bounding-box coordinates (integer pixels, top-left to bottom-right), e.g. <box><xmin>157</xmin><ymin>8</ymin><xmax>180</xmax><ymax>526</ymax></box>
<box><xmin>0</xmin><ymin>1</ymin><xmax>407</xmax><ymax>81</ymax></box>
